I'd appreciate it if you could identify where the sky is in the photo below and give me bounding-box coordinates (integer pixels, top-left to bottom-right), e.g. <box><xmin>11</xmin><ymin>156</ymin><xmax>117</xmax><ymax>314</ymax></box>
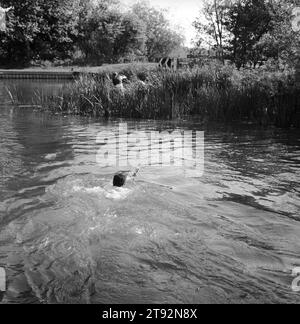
<box><xmin>119</xmin><ymin>0</ymin><xmax>204</xmax><ymax>47</ymax></box>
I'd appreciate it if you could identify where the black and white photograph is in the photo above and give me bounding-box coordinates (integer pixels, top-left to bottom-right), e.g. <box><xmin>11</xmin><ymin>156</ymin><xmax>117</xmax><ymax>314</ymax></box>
<box><xmin>0</xmin><ymin>0</ymin><xmax>299</xmax><ymax>307</ymax></box>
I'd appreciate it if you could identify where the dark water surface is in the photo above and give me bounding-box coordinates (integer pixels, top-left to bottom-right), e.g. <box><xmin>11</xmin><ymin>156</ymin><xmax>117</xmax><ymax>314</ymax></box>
<box><xmin>0</xmin><ymin>81</ymin><xmax>300</xmax><ymax>304</ymax></box>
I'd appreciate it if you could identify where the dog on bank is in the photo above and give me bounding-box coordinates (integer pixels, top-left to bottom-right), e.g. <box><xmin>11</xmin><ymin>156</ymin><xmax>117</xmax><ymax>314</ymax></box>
<box><xmin>111</xmin><ymin>72</ymin><xmax>128</xmax><ymax>93</ymax></box>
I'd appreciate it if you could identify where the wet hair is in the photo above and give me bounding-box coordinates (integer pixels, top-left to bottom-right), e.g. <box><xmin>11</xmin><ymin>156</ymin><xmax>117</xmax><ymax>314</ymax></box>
<box><xmin>113</xmin><ymin>173</ymin><xmax>127</xmax><ymax>187</ymax></box>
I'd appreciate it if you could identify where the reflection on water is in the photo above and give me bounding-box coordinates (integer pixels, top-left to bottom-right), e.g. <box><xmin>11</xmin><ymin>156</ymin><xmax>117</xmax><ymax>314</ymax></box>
<box><xmin>1</xmin><ymin>79</ymin><xmax>69</xmax><ymax>105</ymax></box>
<box><xmin>0</xmin><ymin>81</ymin><xmax>300</xmax><ymax>304</ymax></box>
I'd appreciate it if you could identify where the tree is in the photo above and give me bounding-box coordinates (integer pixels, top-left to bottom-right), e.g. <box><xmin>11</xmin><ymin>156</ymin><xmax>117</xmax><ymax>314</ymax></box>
<box><xmin>224</xmin><ymin>0</ymin><xmax>273</xmax><ymax>68</ymax></box>
<box><xmin>0</xmin><ymin>0</ymin><xmax>185</xmax><ymax>66</ymax></box>
<box><xmin>256</xmin><ymin>0</ymin><xmax>300</xmax><ymax>68</ymax></box>
<box><xmin>193</xmin><ymin>0</ymin><xmax>233</xmax><ymax>62</ymax></box>
<box><xmin>131</xmin><ymin>1</ymin><xmax>184</xmax><ymax>61</ymax></box>
<box><xmin>77</xmin><ymin>2</ymin><xmax>145</xmax><ymax>64</ymax></box>
<box><xmin>112</xmin><ymin>12</ymin><xmax>146</xmax><ymax>62</ymax></box>
<box><xmin>0</xmin><ymin>0</ymin><xmax>81</xmax><ymax>65</ymax></box>
<box><xmin>192</xmin><ymin>0</ymin><xmax>299</xmax><ymax>69</ymax></box>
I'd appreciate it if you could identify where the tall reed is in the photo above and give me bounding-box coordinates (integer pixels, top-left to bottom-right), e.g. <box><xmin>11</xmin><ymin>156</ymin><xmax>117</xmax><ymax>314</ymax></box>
<box><xmin>11</xmin><ymin>63</ymin><xmax>300</xmax><ymax>127</ymax></box>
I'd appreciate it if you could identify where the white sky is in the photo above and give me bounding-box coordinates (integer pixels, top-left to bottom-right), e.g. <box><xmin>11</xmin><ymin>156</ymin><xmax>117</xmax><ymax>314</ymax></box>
<box><xmin>119</xmin><ymin>0</ymin><xmax>204</xmax><ymax>47</ymax></box>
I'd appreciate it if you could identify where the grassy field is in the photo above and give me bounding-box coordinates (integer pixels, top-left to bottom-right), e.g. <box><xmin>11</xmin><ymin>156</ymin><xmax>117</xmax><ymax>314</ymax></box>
<box><xmin>0</xmin><ymin>62</ymin><xmax>158</xmax><ymax>74</ymax></box>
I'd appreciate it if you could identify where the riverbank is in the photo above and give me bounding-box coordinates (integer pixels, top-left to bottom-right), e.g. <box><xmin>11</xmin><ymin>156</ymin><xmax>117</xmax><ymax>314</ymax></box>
<box><xmin>28</xmin><ymin>63</ymin><xmax>299</xmax><ymax>128</ymax></box>
<box><xmin>6</xmin><ymin>63</ymin><xmax>299</xmax><ymax>128</ymax></box>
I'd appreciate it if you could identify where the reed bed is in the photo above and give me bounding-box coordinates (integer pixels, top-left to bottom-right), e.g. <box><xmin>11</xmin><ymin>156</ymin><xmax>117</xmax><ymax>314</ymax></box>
<box><xmin>12</xmin><ymin>63</ymin><xmax>300</xmax><ymax>127</ymax></box>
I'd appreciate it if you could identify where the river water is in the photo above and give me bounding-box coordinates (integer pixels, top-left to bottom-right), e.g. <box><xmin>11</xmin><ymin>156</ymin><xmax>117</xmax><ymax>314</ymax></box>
<box><xmin>0</xmin><ymin>80</ymin><xmax>300</xmax><ymax>304</ymax></box>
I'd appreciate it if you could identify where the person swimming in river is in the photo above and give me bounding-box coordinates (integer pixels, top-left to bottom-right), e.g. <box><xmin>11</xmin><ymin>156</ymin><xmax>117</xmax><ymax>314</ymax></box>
<box><xmin>113</xmin><ymin>168</ymin><xmax>140</xmax><ymax>187</ymax></box>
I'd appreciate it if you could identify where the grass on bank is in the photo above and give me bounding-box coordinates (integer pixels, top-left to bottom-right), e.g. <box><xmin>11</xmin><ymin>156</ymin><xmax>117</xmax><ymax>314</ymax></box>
<box><xmin>10</xmin><ymin>62</ymin><xmax>300</xmax><ymax>128</ymax></box>
<box><xmin>0</xmin><ymin>62</ymin><xmax>157</xmax><ymax>74</ymax></box>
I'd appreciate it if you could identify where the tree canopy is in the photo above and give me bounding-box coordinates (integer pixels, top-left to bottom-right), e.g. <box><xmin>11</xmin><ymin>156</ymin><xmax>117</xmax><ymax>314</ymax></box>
<box><xmin>193</xmin><ymin>0</ymin><xmax>300</xmax><ymax>69</ymax></box>
<box><xmin>131</xmin><ymin>1</ymin><xmax>185</xmax><ymax>61</ymax></box>
<box><xmin>224</xmin><ymin>0</ymin><xmax>272</xmax><ymax>68</ymax></box>
<box><xmin>0</xmin><ymin>0</ymin><xmax>184</xmax><ymax>66</ymax></box>
<box><xmin>0</xmin><ymin>0</ymin><xmax>80</xmax><ymax>65</ymax></box>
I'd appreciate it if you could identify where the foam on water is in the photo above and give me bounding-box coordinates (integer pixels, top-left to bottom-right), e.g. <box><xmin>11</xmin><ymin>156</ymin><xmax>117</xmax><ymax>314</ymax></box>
<box><xmin>44</xmin><ymin>153</ymin><xmax>58</xmax><ymax>161</ymax></box>
<box><xmin>72</xmin><ymin>184</ymin><xmax>132</xmax><ymax>200</ymax></box>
